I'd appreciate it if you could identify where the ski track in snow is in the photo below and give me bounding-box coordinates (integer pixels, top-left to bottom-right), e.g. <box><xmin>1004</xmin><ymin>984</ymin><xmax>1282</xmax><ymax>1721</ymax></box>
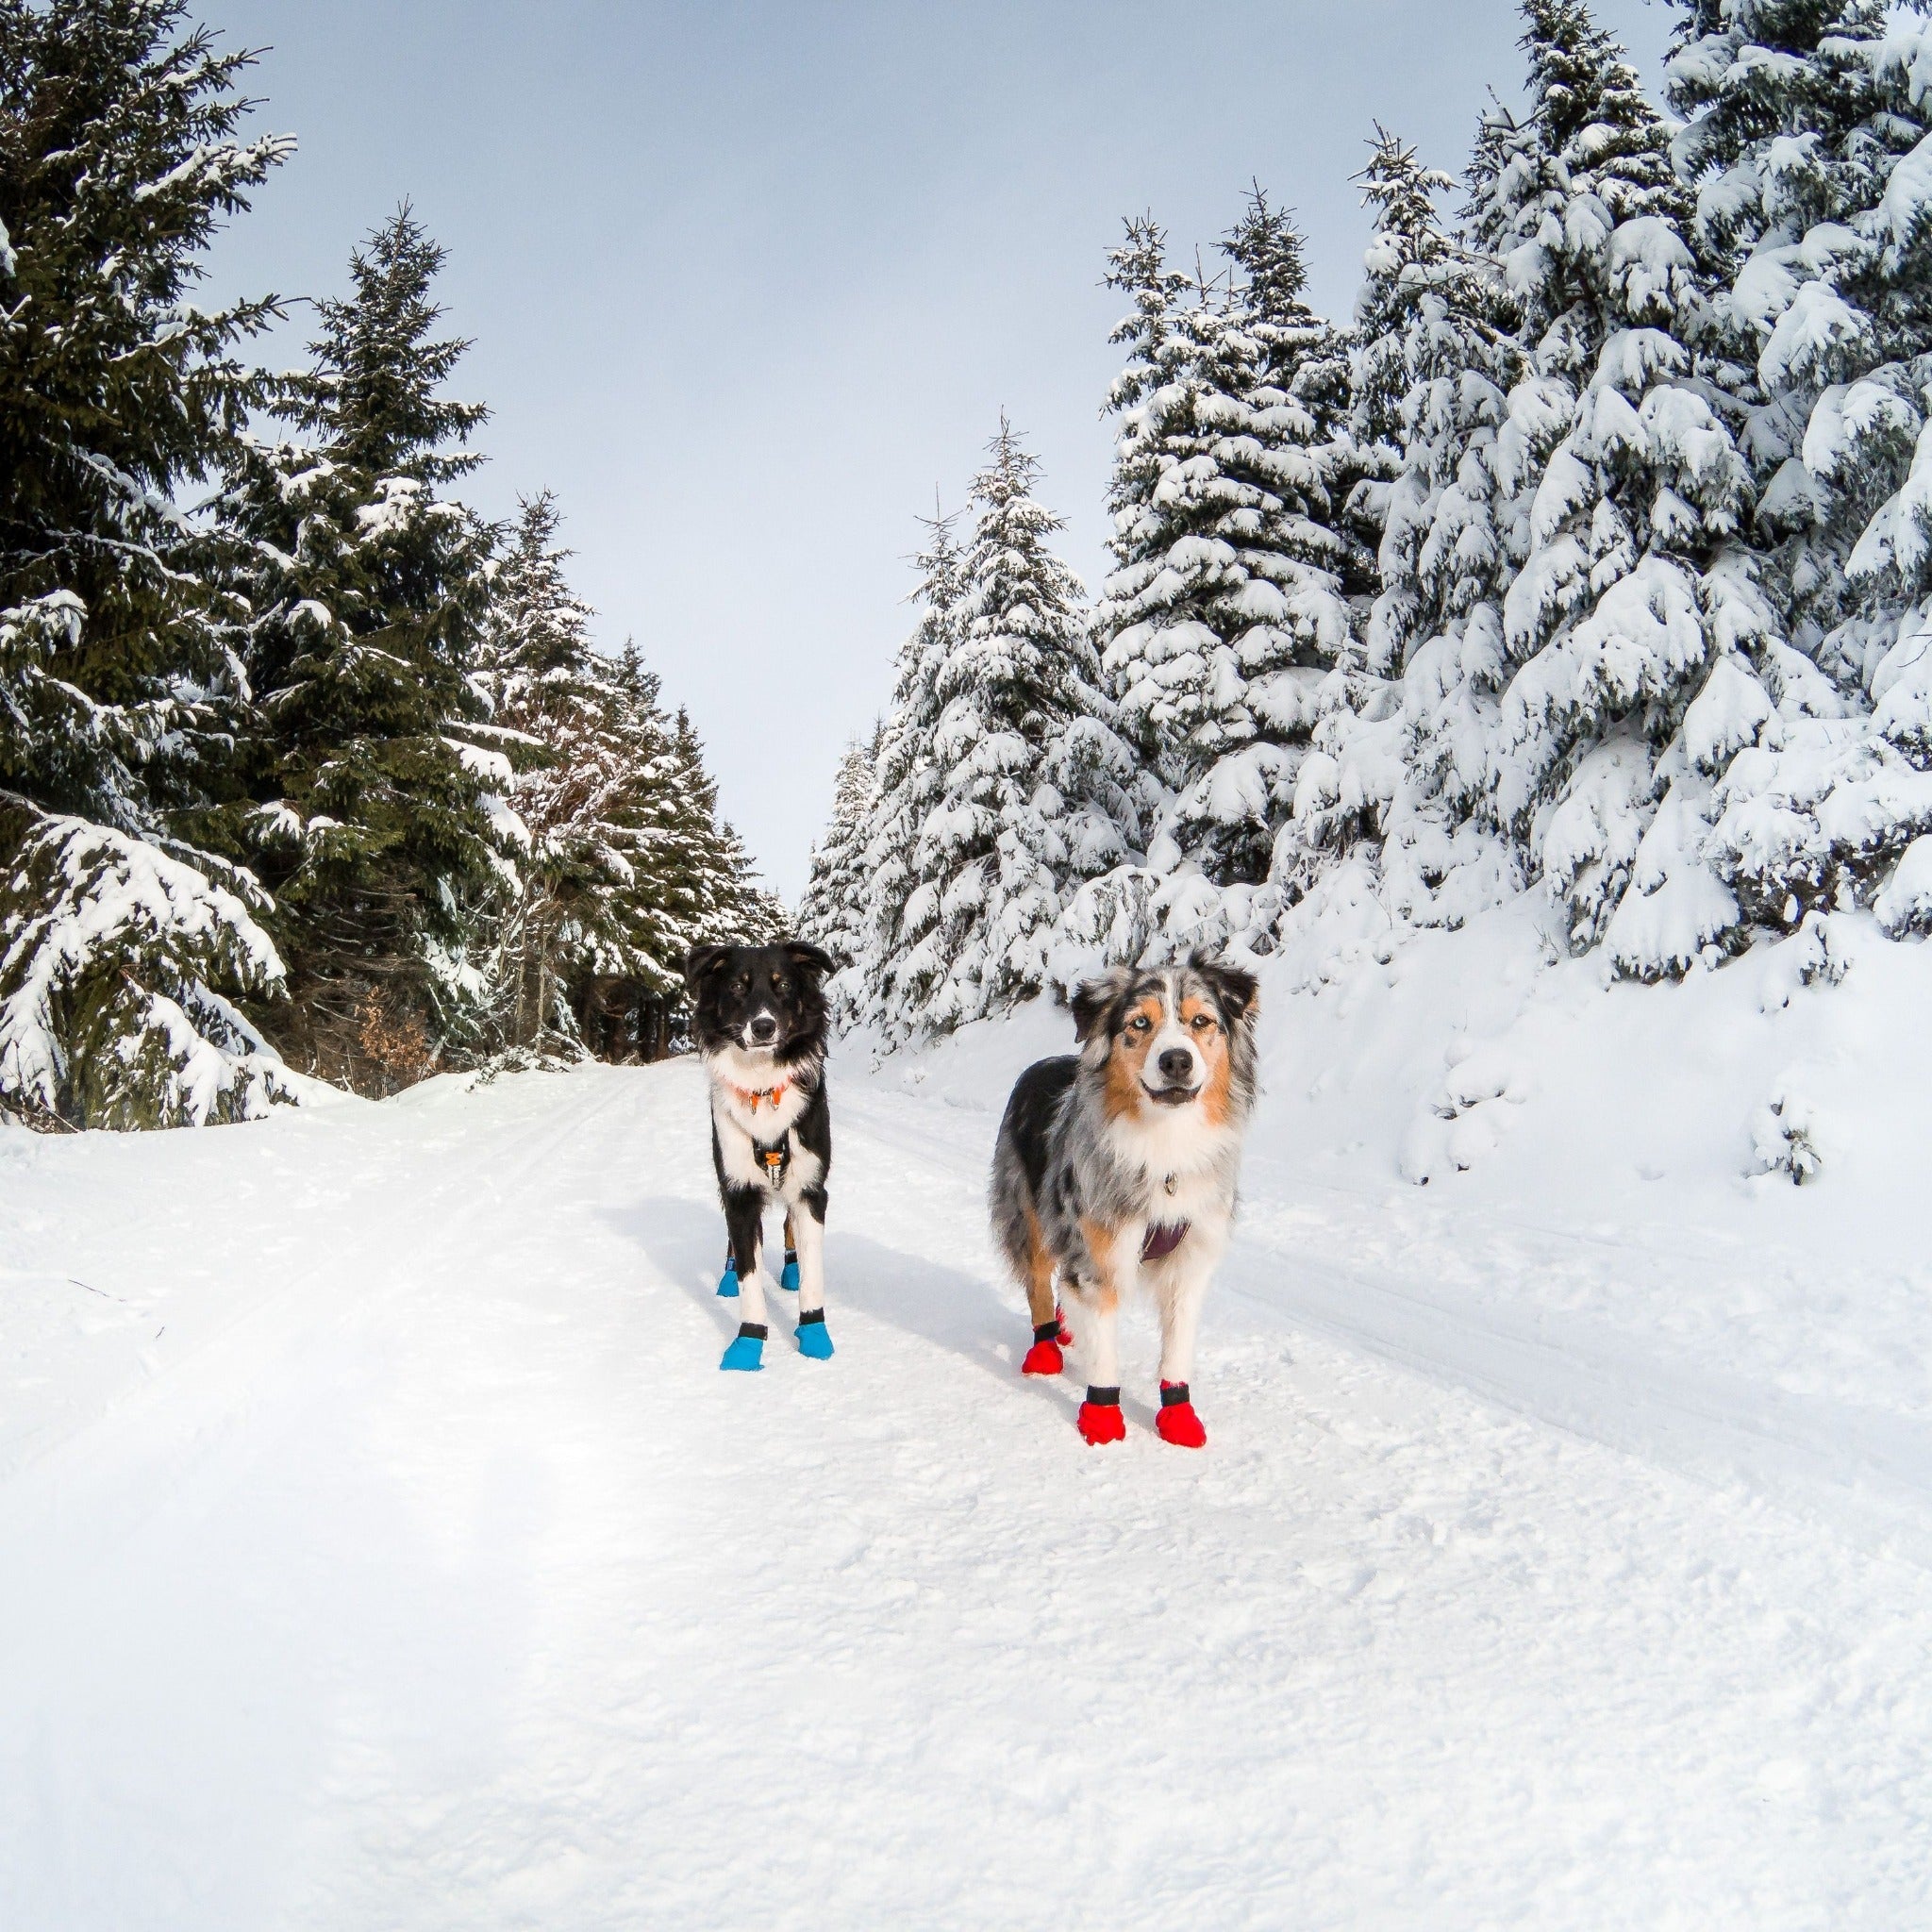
<box><xmin>3</xmin><ymin>1059</ymin><xmax>1930</xmax><ymax>1928</ymax></box>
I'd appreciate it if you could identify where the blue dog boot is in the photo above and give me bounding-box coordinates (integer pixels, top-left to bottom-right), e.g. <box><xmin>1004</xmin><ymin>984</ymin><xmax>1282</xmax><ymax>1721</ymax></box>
<box><xmin>780</xmin><ymin>1248</ymin><xmax>800</xmax><ymax>1291</ymax></box>
<box><xmin>716</xmin><ymin>1251</ymin><xmax>740</xmax><ymax>1298</ymax></box>
<box><xmin>720</xmin><ymin>1323</ymin><xmax>766</xmax><ymax>1372</ymax></box>
<box><xmin>796</xmin><ymin>1309</ymin><xmax>834</xmax><ymax>1359</ymax></box>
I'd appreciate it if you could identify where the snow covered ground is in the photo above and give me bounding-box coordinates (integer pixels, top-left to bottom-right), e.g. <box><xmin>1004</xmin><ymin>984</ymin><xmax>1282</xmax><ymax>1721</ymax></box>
<box><xmin>5</xmin><ymin>907</ymin><xmax>1932</xmax><ymax>1927</ymax></box>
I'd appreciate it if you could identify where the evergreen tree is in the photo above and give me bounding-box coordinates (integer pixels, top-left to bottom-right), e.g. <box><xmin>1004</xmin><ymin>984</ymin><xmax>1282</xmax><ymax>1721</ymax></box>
<box><xmin>656</xmin><ymin>705</ymin><xmax>783</xmax><ymax>974</ymax></box>
<box><xmin>1093</xmin><ymin>201</ymin><xmax>1365</xmax><ymax>894</ymax></box>
<box><xmin>1091</xmin><ymin>216</ymin><xmax>1215</xmax><ymax>778</ymax></box>
<box><xmin>1354</xmin><ymin>127</ymin><xmax>1521</xmax><ymax>676</ymax></box>
<box><xmin>897</xmin><ymin>419</ymin><xmax>1099</xmax><ymax>1035</ymax></box>
<box><xmin>797</xmin><ymin>729</ymin><xmax>876</xmax><ymax>1025</ymax></box>
<box><xmin>477</xmin><ymin>497</ymin><xmax>778</xmax><ymax>1059</ymax></box>
<box><xmin>0</xmin><ymin>0</ymin><xmax>296</xmax><ymax>1126</ymax></box>
<box><xmin>1466</xmin><ymin>0</ymin><xmax>1785</xmax><ymax>974</ymax></box>
<box><xmin>472</xmin><ymin>491</ymin><xmax>610</xmax><ymax>1056</ymax></box>
<box><xmin>858</xmin><ymin>506</ymin><xmax>962</xmax><ymax>1030</ymax></box>
<box><xmin>216</xmin><ymin>208</ymin><xmax>511</xmax><ymax>1088</ymax></box>
<box><xmin>1669</xmin><ymin>0</ymin><xmax>1932</xmax><ymax>935</ymax></box>
<box><xmin>1335</xmin><ymin>125</ymin><xmax>1528</xmax><ymax>924</ymax></box>
<box><xmin>1666</xmin><ymin>0</ymin><xmax>1917</xmax><ymax>658</ymax></box>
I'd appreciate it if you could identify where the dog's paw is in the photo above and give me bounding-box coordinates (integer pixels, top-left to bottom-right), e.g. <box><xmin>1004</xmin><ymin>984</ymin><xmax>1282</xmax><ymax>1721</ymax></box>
<box><xmin>1077</xmin><ymin>1393</ymin><xmax>1125</xmax><ymax>1445</ymax></box>
<box><xmin>716</xmin><ymin>1262</ymin><xmax>740</xmax><ymax>1299</ymax></box>
<box><xmin>1157</xmin><ymin>1382</ymin><xmax>1206</xmax><ymax>1448</ymax></box>
<box><xmin>719</xmin><ymin>1325</ymin><xmax>766</xmax><ymax>1372</ymax></box>
<box><xmin>796</xmin><ymin>1312</ymin><xmax>833</xmax><ymax>1359</ymax></box>
<box><xmin>1021</xmin><ymin>1337</ymin><xmax>1064</xmax><ymax>1377</ymax></box>
<box><xmin>780</xmin><ymin>1254</ymin><xmax>800</xmax><ymax>1291</ymax></box>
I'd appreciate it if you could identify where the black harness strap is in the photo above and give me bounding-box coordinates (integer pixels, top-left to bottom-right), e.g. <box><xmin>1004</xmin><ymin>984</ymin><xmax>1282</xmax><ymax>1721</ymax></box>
<box><xmin>754</xmin><ymin>1134</ymin><xmax>791</xmax><ymax>1188</ymax></box>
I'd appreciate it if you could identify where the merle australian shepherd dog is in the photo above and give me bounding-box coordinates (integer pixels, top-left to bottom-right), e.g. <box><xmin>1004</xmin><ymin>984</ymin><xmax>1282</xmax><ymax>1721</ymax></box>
<box><xmin>684</xmin><ymin>940</ymin><xmax>839</xmax><ymax>1373</ymax></box>
<box><xmin>991</xmin><ymin>956</ymin><xmax>1259</xmax><ymax>1448</ymax></box>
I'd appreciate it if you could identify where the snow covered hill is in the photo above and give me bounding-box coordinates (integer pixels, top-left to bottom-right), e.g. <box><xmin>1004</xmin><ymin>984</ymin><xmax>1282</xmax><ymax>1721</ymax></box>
<box><xmin>5</xmin><ymin>912</ymin><xmax>1932</xmax><ymax>1927</ymax></box>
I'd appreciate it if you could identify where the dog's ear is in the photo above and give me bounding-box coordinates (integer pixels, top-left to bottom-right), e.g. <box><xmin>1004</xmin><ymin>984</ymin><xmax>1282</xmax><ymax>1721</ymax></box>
<box><xmin>782</xmin><ymin>940</ymin><xmax>838</xmax><ymax>980</ymax></box>
<box><xmin>1071</xmin><ymin>965</ymin><xmax>1134</xmax><ymax>1044</ymax></box>
<box><xmin>683</xmin><ymin>943</ymin><xmax>733</xmax><ymax>991</ymax></box>
<box><xmin>1192</xmin><ymin>952</ymin><xmax>1259</xmax><ymax>1027</ymax></box>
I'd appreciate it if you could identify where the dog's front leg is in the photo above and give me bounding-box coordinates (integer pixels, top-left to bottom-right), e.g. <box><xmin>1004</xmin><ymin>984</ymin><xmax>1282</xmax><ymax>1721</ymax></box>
<box><xmin>1074</xmin><ymin>1220</ymin><xmax>1127</xmax><ymax>1445</ymax></box>
<box><xmin>1153</xmin><ymin>1241</ymin><xmax>1220</xmax><ymax>1448</ymax></box>
<box><xmin>789</xmin><ymin>1184</ymin><xmax>832</xmax><ymax>1358</ymax></box>
<box><xmin>720</xmin><ymin>1181</ymin><xmax>772</xmax><ymax>1371</ymax></box>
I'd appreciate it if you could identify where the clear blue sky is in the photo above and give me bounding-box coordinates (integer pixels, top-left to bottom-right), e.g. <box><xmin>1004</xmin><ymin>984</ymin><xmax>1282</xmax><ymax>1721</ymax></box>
<box><xmin>207</xmin><ymin>0</ymin><xmax>1674</xmax><ymax>901</ymax></box>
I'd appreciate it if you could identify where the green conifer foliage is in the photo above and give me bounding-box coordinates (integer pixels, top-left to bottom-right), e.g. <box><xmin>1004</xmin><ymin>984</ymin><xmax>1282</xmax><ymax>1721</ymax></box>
<box><xmin>1095</xmin><ymin>200</ymin><xmax>1368</xmax><ymax>895</ymax></box>
<box><xmin>896</xmin><ymin>420</ymin><xmax>1096</xmax><ymax>1035</ymax></box>
<box><xmin>476</xmin><ymin>495</ymin><xmax>778</xmax><ymax>1061</ymax></box>
<box><xmin>218</xmin><ymin>208</ymin><xmax>508</xmax><ymax>1089</ymax></box>
<box><xmin>1667</xmin><ymin>0</ymin><xmax>1932</xmax><ymax>936</ymax></box>
<box><xmin>797</xmin><ymin>730</ymin><xmax>876</xmax><ymax>1024</ymax></box>
<box><xmin>0</xmin><ymin>0</ymin><xmax>295</xmax><ymax>1125</ymax></box>
<box><xmin>858</xmin><ymin>508</ymin><xmax>964</xmax><ymax>1029</ymax></box>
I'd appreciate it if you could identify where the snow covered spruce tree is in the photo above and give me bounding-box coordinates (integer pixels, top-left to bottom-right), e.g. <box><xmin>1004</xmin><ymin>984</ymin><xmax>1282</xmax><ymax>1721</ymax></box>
<box><xmin>1458</xmin><ymin>0</ymin><xmax>1794</xmax><ymax>976</ymax></box>
<box><xmin>796</xmin><ymin>728</ymin><xmax>876</xmax><ymax>1024</ymax></box>
<box><xmin>888</xmin><ymin>420</ymin><xmax>1118</xmax><ymax>1036</ymax></box>
<box><xmin>0</xmin><ymin>0</ymin><xmax>300</xmax><ymax>1127</ymax></box>
<box><xmin>854</xmin><ymin>508</ymin><xmax>960</xmax><ymax>1029</ymax></box>
<box><xmin>1353</xmin><ymin>128</ymin><xmax>1523</xmax><ymax>679</ymax></box>
<box><xmin>215</xmin><ymin>208</ymin><xmax>514</xmax><ymax>1091</ymax></box>
<box><xmin>654</xmin><ymin>705</ymin><xmax>783</xmax><ymax>979</ymax></box>
<box><xmin>1667</xmin><ymin>0</ymin><xmax>1932</xmax><ymax>937</ymax></box>
<box><xmin>476</xmin><ymin>496</ymin><xmax>778</xmax><ymax>1061</ymax></box>
<box><xmin>570</xmin><ymin>675</ymin><xmax>783</xmax><ymax>1059</ymax></box>
<box><xmin>470</xmin><ymin>491</ymin><xmax>604</xmax><ymax>1058</ymax></box>
<box><xmin>1091</xmin><ymin>200</ymin><xmax>1371</xmax><ymax>940</ymax></box>
<box><xmin>1328</xmin><ymin>125</ymin><xmax>1528</xmax><ymax>925</ymax></box>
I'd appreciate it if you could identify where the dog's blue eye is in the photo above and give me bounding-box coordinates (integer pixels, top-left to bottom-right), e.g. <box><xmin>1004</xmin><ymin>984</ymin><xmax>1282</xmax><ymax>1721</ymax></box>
<box><xmin>1128</xmin><ymin>1016</ymin><xmax>1151</xmax><ymax>1032</ymax></box>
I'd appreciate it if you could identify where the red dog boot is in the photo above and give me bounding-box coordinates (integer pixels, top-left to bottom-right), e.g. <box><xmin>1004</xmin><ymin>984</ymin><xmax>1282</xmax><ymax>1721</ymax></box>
<box><xmin>1156</xmin><ymin>1381</ymin><xmax>1207</xmax><ymax>1449</ymax></box>
<box><xmin>1021</xmin><ymin>1316</ymin><xmax>1064</xmax><ymax>1377</ymax></box>
<box><xmin>1055</xmin><ymin>1303</ymin><xmax>1074</xmax><ymax>1348</ymax></box>
<box><xmin>1078</xmin><ymin>1386</ymin><xmax>1126</xmax><ymax>1445</ymax></box>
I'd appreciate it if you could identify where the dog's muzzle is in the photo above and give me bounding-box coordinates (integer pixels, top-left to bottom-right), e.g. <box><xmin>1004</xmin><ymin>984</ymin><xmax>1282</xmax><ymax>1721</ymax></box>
<box><xmin>744</xmin><ymin>1013</ymin><xmax>779</xmax><ymax>1046</ymax></box>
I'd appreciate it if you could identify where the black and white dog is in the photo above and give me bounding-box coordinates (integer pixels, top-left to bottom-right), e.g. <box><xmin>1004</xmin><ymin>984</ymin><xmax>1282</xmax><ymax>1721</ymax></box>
<box><xmin>684</xmin><ymin>940</ymin><xmax>838</xmax><ymax>1372</ymax></box>
<box><xmin>990</xmin><ymin>957</ymin><xmax>1259</xmax><ymax>1447</ymax></box>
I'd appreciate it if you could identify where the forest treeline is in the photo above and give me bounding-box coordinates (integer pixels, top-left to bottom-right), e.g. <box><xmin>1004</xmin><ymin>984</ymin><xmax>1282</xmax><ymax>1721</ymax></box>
<box><xmin>0</xmin><ymin>0</ymin><xmax>775</xmax><ymax>1128</ymax></box>
<box><xmin>804</xmin><ymin>0</ymin><xmax>1932</xmax><ymax>1041</ymax></box>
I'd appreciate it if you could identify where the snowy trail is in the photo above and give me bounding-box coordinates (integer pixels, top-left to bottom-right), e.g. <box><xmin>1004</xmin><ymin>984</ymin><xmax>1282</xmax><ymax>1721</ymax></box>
<box><xmin>4</xmin><ymin>1060</ymin><xmax>1931</xmax><ymax>1928</ymax></box>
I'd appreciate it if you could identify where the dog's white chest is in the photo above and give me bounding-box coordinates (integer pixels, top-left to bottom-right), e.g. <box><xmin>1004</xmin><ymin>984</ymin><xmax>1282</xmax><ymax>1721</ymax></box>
<box><xmin>1107</xmin><ymin>1112</ymin><xmax>1236</xmax><ymax>1215</ymax></box>
<box><xmin>712</xmin><ymin>1081</ymin><xmax>805</xmax><ymax>1144</ymax></box>
<box><xmin>708</xmin><ymin>1063</ymin><xmax>819</xmax><ymax>1200</ymax></box>
<box><xmin>1150</xmin><ymin>1160</ymin><xmax>1228</xmax><ymax>1223</ymax></box>
<box><xmin>707</xmin><ymin>1043</ymin><xmax>808</xmax><ymax>1139</ymax></box>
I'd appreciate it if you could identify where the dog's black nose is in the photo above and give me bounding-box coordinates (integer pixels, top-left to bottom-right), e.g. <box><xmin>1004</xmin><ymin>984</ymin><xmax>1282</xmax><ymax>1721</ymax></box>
<box><xmin>1157</xmin><ymin>1047</ymin><xmax>1193</xmax><ymax>1083</ymax></box>
<box><xmin>748</xmin><ymin>1015</ymin><xmax>778</xmax><ymax>1042</ymax></box>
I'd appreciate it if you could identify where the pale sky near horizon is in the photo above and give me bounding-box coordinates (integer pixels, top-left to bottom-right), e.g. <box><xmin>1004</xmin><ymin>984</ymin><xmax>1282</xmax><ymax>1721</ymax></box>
<box><xmin>206</xmin><ymin>0</ymin><xmax>1674</xmax><ymax>902</ymax></box>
